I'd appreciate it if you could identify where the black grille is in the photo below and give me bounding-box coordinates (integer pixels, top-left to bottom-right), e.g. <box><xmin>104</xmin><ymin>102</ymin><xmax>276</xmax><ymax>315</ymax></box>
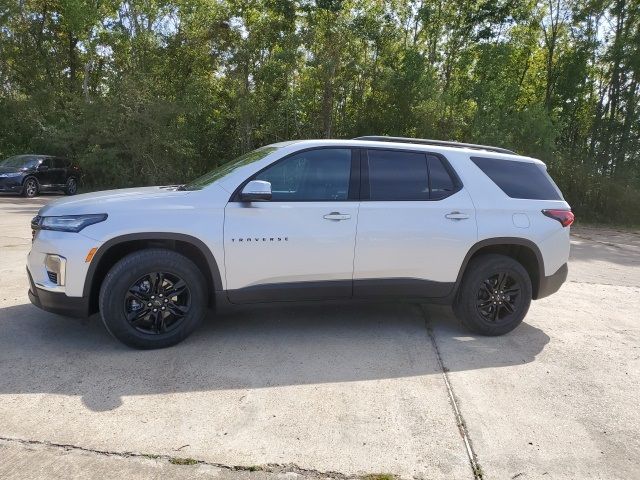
<box><xmin>47</xmin><ymin>271</ymin><xmax>58</xmax><ymax>284</ymax></box>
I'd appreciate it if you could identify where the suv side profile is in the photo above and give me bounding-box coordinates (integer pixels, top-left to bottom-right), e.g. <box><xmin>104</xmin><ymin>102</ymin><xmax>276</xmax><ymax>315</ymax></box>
<box><xmin>27</xmin><ymin>137</ymin><xmax>572</xmax><ymax>349</ymax></box>
<box><xmin>0</xmin><ymin>154</ymin><xmax>81</xmax><ymax>197</ymax></box>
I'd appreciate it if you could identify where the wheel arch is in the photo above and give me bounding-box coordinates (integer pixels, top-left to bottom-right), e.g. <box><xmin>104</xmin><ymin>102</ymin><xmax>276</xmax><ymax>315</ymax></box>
<box><xmin>22</xmin><ymin>174</ymin><xmax>39</xmax><ymax>186</ymax></box>
<box><xmin>454</xmin><ymin>237</ymin><xmax>545</xmax><ymax>300</ymax></box>
<box><xmin>84</xmin><ymin>233</ymin><xmax>223</xmax><ymax>314</ymax></box>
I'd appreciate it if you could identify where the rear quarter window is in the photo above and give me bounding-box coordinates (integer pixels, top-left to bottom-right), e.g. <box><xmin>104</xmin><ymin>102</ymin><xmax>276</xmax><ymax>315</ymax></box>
<box><xmin>471</xmin><ymin>156</ymin><xmax>562</xmax><ymax>200</ymax></box>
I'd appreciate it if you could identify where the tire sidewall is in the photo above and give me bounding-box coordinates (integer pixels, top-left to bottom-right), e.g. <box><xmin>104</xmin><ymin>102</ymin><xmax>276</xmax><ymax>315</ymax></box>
<box><xmin>99</xmin><ymin>249</ymin><xmax>207</xmax><ymax>349</ymax></box>
<box><xmin>456</xmin><ymin>254</ymin><xmax>532</xmax><ymax>336</ymax></box>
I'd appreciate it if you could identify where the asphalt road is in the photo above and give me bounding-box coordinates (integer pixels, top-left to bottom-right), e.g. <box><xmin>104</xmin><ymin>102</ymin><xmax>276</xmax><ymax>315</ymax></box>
<box><xmin>0</xmin><ymin>194</ymin><xmax>638</xmax><ymax>480</ymax></box>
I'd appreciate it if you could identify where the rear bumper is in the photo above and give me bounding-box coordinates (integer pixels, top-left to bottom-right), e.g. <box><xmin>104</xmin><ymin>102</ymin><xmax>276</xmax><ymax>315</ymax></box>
<box><xmin>535</xmin><ymin>263</ymin><xmax>568</xmax><ymax>299</ymax></box>
<box><xmin>27</xmin><ymin>269</ymin><xmax>89</xmax><ymax>318</ymax></box>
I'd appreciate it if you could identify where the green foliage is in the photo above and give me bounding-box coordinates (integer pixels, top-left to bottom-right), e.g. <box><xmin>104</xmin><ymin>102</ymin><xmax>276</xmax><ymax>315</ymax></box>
<box><xmin>1</xmin><ymin>0</ymin><xmax>639</xmax><ymax>224</ymax></box>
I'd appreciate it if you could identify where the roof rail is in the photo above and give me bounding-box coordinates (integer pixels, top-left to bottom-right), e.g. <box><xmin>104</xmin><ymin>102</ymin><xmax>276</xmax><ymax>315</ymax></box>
<box><xmin>353</xmin><ymin>136</ymin><xmax>516</xmax><ymax>155</ymax></box>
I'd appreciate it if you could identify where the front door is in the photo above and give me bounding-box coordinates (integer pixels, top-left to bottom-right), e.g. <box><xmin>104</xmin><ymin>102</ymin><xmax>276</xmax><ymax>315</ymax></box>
<box><xmin>224</xmin><ymin>148</ymin><xmax>359</xmax><ymax>303</ymax></box>
<box><xmin>353</xmin><ymin>148</ymin><xmax>477</xmax><ymax>298</ymax></box>
<box><xmin>36</xmin><ymin>158</ymin><xmax>55</xmax><ymax>186</ymax></box>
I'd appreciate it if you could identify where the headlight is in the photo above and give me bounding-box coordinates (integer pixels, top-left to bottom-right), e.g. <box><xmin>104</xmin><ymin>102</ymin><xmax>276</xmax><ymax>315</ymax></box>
<box><xmin>33</xmin><ymin>214</ymin><xmax>108</xmax><ymax>233</ymax></box>
<box><xmin>0</xmin><ymin>172</ymin><xmax>22</xmax><ymax>178</ymax></box>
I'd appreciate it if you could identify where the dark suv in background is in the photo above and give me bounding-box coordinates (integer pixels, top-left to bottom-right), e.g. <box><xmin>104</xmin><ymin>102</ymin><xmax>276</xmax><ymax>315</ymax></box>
<box><xmin>0</xmin><ymin>155</ymin><xmax>81</xmax><ymax>197</ymax></box>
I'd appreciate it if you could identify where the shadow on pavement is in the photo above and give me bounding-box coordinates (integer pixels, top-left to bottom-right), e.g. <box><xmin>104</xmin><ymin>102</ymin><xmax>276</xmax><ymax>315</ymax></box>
<box><xmin>0</xmin><ymin>301</ymin><xmax>549</xmax><ymax>412</ymax></box>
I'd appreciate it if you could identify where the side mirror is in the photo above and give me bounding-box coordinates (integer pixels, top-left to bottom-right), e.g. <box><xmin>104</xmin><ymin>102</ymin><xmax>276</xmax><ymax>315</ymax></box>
<box><xmin>240</xmin><ymin>180</ymin><xmax>272</xmax><ymax>202</ymax></box>
<box><xmin>38</xmin><ymin>164</ymin><xmax>49</xmax><ymax>171</ymax></box>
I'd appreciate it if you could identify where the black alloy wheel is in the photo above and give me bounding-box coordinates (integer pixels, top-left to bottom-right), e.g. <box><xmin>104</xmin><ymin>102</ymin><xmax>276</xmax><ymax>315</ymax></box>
<box><xmin>453</xmin><ymin>253</ymin><xmax>532</xmax><ymax>336</ymax></box>
<box><xmin>475</xmin><ymin>272</ymin><xmax>520</xmax><ymax>323</ymax></box>
<box><xmin>99</xmin><ymin>248</ymin><xmax>207</xmax><ymax>349</ymax></box>
<box><xmin>124</xmin><ymin>272</ymin><xmax>191</xmax><ymax>334</ymax></box>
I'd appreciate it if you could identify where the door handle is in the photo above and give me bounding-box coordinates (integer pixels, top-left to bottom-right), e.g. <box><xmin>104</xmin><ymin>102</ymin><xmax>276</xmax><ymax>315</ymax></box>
<box><xmin>445</xmin><ymin>211</ymin><xmax>469</xmax><ymax>220</ymax></box>
<box><xmin>323</xmin><ymin>212</ymin><xmax>351</xmax><ymax>221</ymax></box>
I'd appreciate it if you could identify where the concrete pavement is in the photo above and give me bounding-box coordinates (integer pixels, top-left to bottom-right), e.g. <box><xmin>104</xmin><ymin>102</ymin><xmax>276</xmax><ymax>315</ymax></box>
<box><xmin>0</xmin><ymin>195</ymin><xmax>638</xmax><ymax>479</ymax></box>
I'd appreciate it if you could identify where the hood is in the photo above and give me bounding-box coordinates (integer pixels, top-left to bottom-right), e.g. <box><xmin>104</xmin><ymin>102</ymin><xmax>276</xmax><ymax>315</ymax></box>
<box><xmin>39</xmin><ymin>186</ymin><xmax>191</xmax><ymax>216</ymax></box>
<box><xmin>0</xmin><ymin>166</ymin><xmax>24</xmax><ymax>174</ymax></box>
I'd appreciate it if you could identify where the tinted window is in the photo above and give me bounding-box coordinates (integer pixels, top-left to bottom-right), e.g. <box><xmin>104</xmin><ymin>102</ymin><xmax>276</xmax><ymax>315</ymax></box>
<box><xmin>471</xmin><ymin>156</ymin><xmax>562</xmax><ymax>200</ymax></box>
<box><xmin>368</xmin><ymin>150</ymin><xmax>429</xmax><ymax>200</ymax></box>
<box><xmin>427</xmin><ymin>155</ymin><xmax>456</xmax><ymax>200</ymax></box>
<box><xmin>255</xmin><ymin>148</ymin><xmax>351</xmax><ymax>201</ymax></box>
<box><xmin>40</xmin><ymin>158</ymin><xmax>51</xmax><ymax>168</ymax></box>
<box><xmin>53</xmin><ymin>158</ymin><xmax>69</xmax><ymax>168</ymax></box>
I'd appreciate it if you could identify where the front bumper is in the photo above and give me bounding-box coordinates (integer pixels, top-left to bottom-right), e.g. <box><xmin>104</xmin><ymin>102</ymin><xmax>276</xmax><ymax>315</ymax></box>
<box><xmin>535</xmin><ymin>263</ymin><xmax>568</xmax><ymax>299</ymax></box>
<box><xmin>0</xmin><ymin>176</ymin><xmax>24</xmax><ymax>192</ymax></box>
<box><xmin>27</xmin><ymin>269</ymin><xmax>89</xmax><ymax>318</ymax></box>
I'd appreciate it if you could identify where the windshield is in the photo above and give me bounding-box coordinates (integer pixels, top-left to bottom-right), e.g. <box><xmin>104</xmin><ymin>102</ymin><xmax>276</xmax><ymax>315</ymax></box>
<box><xmin>0</xmin><ymin>155</ymin><xmax>41</xmax><ymax>169</ymax></box>
<box><xmin>184</xmin><ymin>146</ymin><xmax>279</xmax><ymax>190</ymax></box>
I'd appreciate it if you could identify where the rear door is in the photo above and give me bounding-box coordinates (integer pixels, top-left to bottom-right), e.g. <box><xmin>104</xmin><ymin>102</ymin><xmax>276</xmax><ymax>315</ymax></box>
<box><xmin>353</xmin><ymin>148</ymin><xmax>477</xmax><ymax>298</ymax></box>
<box><xmin>51</xmin><ymin>158</ymin><xmax>68</xmax><ymax>185</ymax></box>
<box><xmin>224</xmin><ymin>147</ymin><xmax>360</xmax><ymax>302</ymax></box>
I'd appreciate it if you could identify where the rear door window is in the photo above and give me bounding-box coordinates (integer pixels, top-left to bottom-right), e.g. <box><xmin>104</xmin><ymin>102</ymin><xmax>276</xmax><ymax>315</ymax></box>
<box><xmin>471</xmin><ymin>156</ymin><xmax>562</xmax><ymax>200</ymax></box>
<box><xmin>53</xmin><ymin>158</ymin><xmax>69</xmax><ymax>168</ymax></box>
<box><xmin>427</xmin><ymin>155</ymin><xmax>456</xmax><ymax>200</ymax></box>
<box><xmin>367</xmin><ymin>150</ymin><xmax>429</xmax><ymax>200</ymax></box>
<box><xmin>366</xmin><ymin>150</ymin><xmax>459</xmax><ymax>200</ymax></box>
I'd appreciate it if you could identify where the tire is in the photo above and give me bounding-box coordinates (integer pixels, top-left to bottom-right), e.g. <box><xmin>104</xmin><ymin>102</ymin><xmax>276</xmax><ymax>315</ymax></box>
<box><xmin>64</xmin><ymin>176</ymin><xmax>78</xmax><ymax>195</ymax></box>
<box><xmin>99</xmin><ymin>249</ymin><xmax>208</xmax><ymax>349</ymax></box>
<box><xmin>22</xmin><ymin>177</ymin><xmax>39</xmax><ymax>198</ymax></box>
<box><xmin>453</xmin><ymin>254</ymin><xmax>532</xmax><ymax>336</ymax></box>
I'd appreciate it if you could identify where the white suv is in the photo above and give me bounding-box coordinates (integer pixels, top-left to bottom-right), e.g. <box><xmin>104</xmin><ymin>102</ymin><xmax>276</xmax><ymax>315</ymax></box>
<box><xmin>27</xmin><ymin>137</ymin><xmax>573</xmax><ymax>349</ymax></box>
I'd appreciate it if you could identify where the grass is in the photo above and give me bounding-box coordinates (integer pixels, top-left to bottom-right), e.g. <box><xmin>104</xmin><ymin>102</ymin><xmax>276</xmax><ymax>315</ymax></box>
<box><xmin>572</xmin><ymin>218</ymin><xmax>640</xmax><ymax>232</ymax></box>
<box><xmin>169</xmin><ymin>457</ymin><xmax>199</xmax><ymax>465</ymax></box>
<box><xmin>362</xmin><ymin>474</ymin><xmax>397</xmax><ymax>480</ymax></box>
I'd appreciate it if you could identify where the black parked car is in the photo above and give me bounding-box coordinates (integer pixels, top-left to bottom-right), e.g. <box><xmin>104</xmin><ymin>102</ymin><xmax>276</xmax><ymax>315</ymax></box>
<box><xmin>0</xmin><ymin>155</ymin><xmax>81</xmax><ymax>197</ymax></box>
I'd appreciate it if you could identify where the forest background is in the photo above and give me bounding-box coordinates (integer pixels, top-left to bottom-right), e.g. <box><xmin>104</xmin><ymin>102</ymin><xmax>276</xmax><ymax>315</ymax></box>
<box><xmin>1</xmin><ymin>0</ymin><xmax>639</xmax><ymax>224</ymax></box>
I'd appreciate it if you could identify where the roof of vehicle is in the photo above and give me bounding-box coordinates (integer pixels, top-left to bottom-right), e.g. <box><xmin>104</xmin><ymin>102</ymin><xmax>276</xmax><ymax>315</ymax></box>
<box><xmin>3</xmin><ymin>154</ymin><xmax>67</xmax><ymax>159</ymax></box>
<box><xmin>281</xmin><ymin>138</ymin><xmax>544</xmax><ymax>164</ymax></box>
<box><xmin>354</xmin><ymin>136</ymin><xmax>516</xmax><ymax>154</ymax></box>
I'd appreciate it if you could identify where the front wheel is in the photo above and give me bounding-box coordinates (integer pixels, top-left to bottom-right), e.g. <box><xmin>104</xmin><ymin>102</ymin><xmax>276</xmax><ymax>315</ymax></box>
<box><xmin>22</xmin><ymin>177</ymin><xmax>39</xmax><ymax>197</ymax></box>
<box><xmin>453</xmin><ymin>254</ymin><xmax>532</xmax><ymax>336</ymax></box>
<box><xmin>99</xmin><ymin>249</ymin><xmax>208</xmax><ymax>349</ymax></box>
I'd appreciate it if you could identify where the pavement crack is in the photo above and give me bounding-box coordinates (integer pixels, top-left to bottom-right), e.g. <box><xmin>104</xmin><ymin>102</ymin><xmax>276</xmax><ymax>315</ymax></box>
<box><xmin>0</xmin><ymin>436</ymin><xmax>375</xmax><ymax>479</ymax></box>
<box><xmin>419</xmin><ymin>305</ymin><xmax>484</xmax><ymax>480</ymax></box>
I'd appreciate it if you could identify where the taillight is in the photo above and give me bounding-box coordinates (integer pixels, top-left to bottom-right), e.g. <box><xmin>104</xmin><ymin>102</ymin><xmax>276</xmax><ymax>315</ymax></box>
<box><xmin>542</xmin><ymin>209</ymin><xmax>575</xmax><ymax>227</ymax></box>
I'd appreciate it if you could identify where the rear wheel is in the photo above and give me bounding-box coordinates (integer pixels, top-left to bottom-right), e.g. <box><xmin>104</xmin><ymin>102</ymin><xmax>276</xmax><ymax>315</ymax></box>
<box><xmin>64</xmin><ymin>177</ymin><xmax>78</xmax><ymax>195</ymax></box>
<box><xmin>453</xmin><ymin>254</ymin><xmax>532</xmax><ymax>336</ymax></box>
<box><xmin>22</xmin><ymin>177</ymin><xmax>39</xmax><ymax>198</ymax></box>
<box><xmin>99</xmin><ymin>249</ymin><xmax>207</xmax><ymax>349</ymax></box>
